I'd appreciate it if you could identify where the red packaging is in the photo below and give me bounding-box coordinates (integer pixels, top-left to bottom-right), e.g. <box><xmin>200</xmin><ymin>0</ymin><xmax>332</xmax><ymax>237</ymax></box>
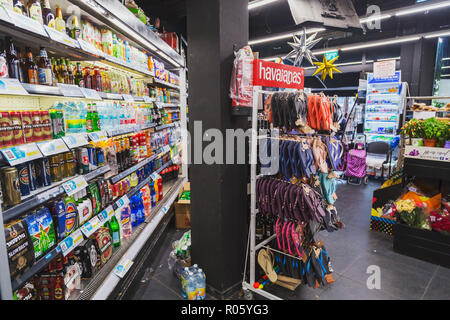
<box><xmin>21</xmin><ymin>111</ymin><xmax>33</xmax><ymax>143</ymax></box>
<box><xmin>112</xmin><ymin>182</ymin><xmax>119</xmax><ymax>198</ymax></box>
<box><xmin>10</xmin><ymin>111</ymin><xmax>25</xmax><ymax>146</ymax></box>
<box><xmin>31</xmin><ymin>111</ymin><xmax>43</xmax><ymax>142</ymax></box>
<box><xmin>0</xmin><ymin>111</ymin><xmax>13</xmax><ymax>147</ymax></box>
<box><xmin>40</xmin><ymin>110</ymin><xmax>52</xmax><ymax>140</ymax></box>
<box><xmin>157</xmin><ymin>177</ymin><xmax>163</xmax><ymax>200</ymax></box>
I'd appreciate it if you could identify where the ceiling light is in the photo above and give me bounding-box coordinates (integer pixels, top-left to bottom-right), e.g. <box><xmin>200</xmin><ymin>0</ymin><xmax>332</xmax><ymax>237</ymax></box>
<box><xmin>395</xmin><ymin>1</ymin><xmax>450</xmax><ymax>16</ymax></box>
<box><xmin>341</xmin><ymin>36</ymin><xmax>420</xmax><ymax>51</ymax></box>
<box><xmin>248</xmin><ymin>0</ymin><xmax>279</xmax><ymax>10</ymax></box>
<box><xmin>359</xmin><ymin>14</ymin><xmax>392</xmax><ymax>23</ymax></box>
<box><xmin>377</xmin><ymin>56</ymin><xmax>401</xmax><ymax>61</ymax></box>
<box><xmin>425</xmin><ymin>31</ymin><xmax>450</xmax><ymax>38</ymax></box>
<box><xmin>443</xmin><ymin>57</ymin><xmax>450</xmax><ymax>61</ymax></box>
<box><xmin>442</xmin><ymin>66</ymin><xmax>450</xmax><ymax>69</ymax></box>
<box><xmin>249</xmin><ymin>28</ymin><xmax>326</xmax><ymax>45</ymax></box>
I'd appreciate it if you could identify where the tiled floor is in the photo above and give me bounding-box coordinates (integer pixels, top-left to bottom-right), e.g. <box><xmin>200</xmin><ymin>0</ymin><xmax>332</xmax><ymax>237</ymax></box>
<box><xmin>127</xmin><ymin>179</ymin><xmax>450</xmax><ymax>300</ymax></box>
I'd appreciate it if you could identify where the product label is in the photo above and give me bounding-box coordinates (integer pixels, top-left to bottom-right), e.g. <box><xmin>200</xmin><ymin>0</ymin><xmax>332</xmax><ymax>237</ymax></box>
<box><xmin>64</xmin><ymin>201</ymin><xmax>78</xmax><ymax>235</ymax></box>
<box><xmin>38</xmin><ymin>68</ymin><xmax>52</xmax><ymax>86</ymax></box>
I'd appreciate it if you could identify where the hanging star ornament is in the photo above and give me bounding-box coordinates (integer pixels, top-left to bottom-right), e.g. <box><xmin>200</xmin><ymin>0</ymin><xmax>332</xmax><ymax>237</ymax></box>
<box><xmin>312</xmin><ymin>55</ymin><xmax>342</xmax><ymax>81</ymax></box>
<box><xmin>284</xmin><ymin>28</ymin><xmax>322</xmax><ymax>67</ymax></box>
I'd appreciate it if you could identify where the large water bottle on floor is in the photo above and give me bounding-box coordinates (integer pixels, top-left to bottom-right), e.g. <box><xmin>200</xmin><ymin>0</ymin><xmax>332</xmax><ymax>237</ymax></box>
<box><xmin>185</xmin><ymin>272</ymin><xmax>198</xmax><ymax>300</ymax></box>
<box><xmin>180</xmin><ymin>267</ymin><xmax>190</xmax><ymax>299</ymax></box>
<box><xmin>194</xmin><ymin>268</ymin><xmax>206</xmax><ymax>300</ymax></box>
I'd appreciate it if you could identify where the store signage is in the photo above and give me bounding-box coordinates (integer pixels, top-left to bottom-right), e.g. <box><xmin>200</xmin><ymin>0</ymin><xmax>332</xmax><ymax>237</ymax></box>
<box><xmin>373</xmin><ymin>60</ymin><xmax>396</xmax><ymax>79</ymax></box>
<box><xmin>59</xmin><ymin>229</ymin><xmax>83</xmax><ymax>257</ymax></box>
<box><xmin>57</xmin><ymin>83</ymin><xmax>84</xmax><ymax>97</ymax></box>
<box><xmin>1</xmin><ymin>143</ymin><xmax>42</xmax><ymax>165</ymax></box>
<box><xmin>325</xmin><ymin>51</ymin><xmax>339</xmax><ymax>61</ymax></box>
<box><xmin>37</xmin><ymin>138</ymin><xmax>69</xmax><ymax>156</ymax></box>
<box><xmin>45</xmin><ymin>26</ymin><xmax>80</xmax><ymax>49</ymax></box>
<box><xmin>114</xmin><ymin>259</ymin><xmax>133</xmax><ymax>278</ymax></box>
<box><xmin>88</xmin><ymin>131</ymin><xmax>108</xmax><ymax>142</ymax></box>
<box><xmin>80</xmin><ymin>87</ymin><xmax>102</xmax><ymax>100</ymax></box>
<box><xmin>368</xmin><ymin>71</ymin><xmax>401</xmax><ymax>84</ymax></box>
<box><xmin>62</xmin><ymin>133</ymin><xmax>89</xmax><ymax>149</ymax></box>
<box><xmin>80</xmin><ymin>216</ymin><xmax>101</xmax><ymax>238</ymax></box>
<box><xmin>405</xmin><ymin>146</ymin><xmax>450</xmax><ymax>162</ymax></box>
<box><xmin>9</xmin><ymin>10</ymin><xmax>47</xmax><ymax>37</ymax></box>
<box><xmin>62</xmin><ymin>176</ymin><xmax>88</xmax><ymax>196</ymax></box>
<box><xmin>253</xmin><ymin>59</ymin><xmax>305</xmax><ymax>89</ymax></box>
<box><xmin>0</xmin><ymin>78</ymin><xmax>28</xmax><ymax>95</ymax></box>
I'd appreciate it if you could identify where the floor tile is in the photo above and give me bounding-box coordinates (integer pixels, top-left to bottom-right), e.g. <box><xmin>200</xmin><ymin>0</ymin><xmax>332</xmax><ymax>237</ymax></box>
<box><xmin>422</xmin><ymin>274</ymin><xmax>450</xmax><ymax>300</ymax></box>
<box><xmin>140</xmin><ymin>278</ymin><xmax>183</xmax><ymax>300</ymax></box>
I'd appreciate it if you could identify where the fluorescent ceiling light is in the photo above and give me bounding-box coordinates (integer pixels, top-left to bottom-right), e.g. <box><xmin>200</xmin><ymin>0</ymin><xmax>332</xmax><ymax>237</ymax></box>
<box><xmin>395</xmin><ymin>1</ymin><xmax>450</xmax><ymax>16</ymax></box>
<box><xmin>249</xmin><ymin>28</ymin><xmax>326</xmax><ymax>45</ymax></box>
<box><xmin>425</xmin><ymin>31</ymin><xmax>450</xmax><ymax>38</ymax></box>
<box><xmin>442</xmin><ymin>66</ymin><xmax>450</xmax><ymax>69</ymax></box>
<box><xmin>341</xmin><ymin>36</ymin><xmax>420</xmax><ymax>51</ymax></box>
<box><xmin>443</xmin><ymin>57</ymin><xmax>450</xmax><ymax>61</ymax></box>
<box><xmin>359</xmin><ymin>14</ymin><xmax>392</xmax><ymax>23</ymax></box>
<box><xmin>442</xmin><ymin>74</ymin><xmax>450</xmax><ymax>77</ymax></box>
<box><xmin>377</xmin><ymin>56</ymin><xmax>401</xmax><ymax>61</ymax></box>
<box><xmin>248</xmin><ymin>0</ymin><xmax>279</xmax><ymax>10</ymax></box>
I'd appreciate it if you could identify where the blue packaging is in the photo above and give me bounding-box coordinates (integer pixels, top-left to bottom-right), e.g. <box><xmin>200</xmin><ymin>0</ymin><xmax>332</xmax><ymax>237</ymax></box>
<box><xmin>27</xmin><ymin>162</ymin><xmax>37</xmax><ymax>191</ymax></box>
<box><xmin>16</xmin><ymin>163</ymin><xmax>30</xmax><ymax>196</ymax></box>
<box><xmin>48</xmin><ymin>199</ymin><xmax>66</xmax><ymax>240</ymax></box>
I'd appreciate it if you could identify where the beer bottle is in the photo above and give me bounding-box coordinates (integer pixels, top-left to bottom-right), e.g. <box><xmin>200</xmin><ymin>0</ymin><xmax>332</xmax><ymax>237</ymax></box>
<box><xmin>37</xmin><ymin>47</ymin><xmax>52</xmax><ymax>86</ymax></box>
<box><xmin>75</xmin><ymin>62</ymin><xmax>83</xmax><ymax>87</ymax></box>
<box><xmin>13</xmin><ymin>0</ymin><xmax>26</xmax><ymax>15</ymax></box>
<box><xmin>41</xmin><ymin>0</ymin><xmax>55</xmax><ymax>28</ymax></box>
<box><xmin>86</xmin><ymin>103</ymin><xmax>93</xmax><ymax>132</ymax></box>
<box><xmin>54</xmin><ymin>5</ymin><xmax>66</xmax><ymax>33</ymax></box>
<box><xmin>61</xmin><ymin>59</ymin><xmax>69</xmax><ymax>84</ymax></box>
<box><xmin>110</xmin><ymin>215</ymin><xmax>120</xmax><ymax>247</ymax></box>
<box><xmin>6</xmin><ymin>38</ymin><xmax>24</xmax><ymax>82</ymax></box>
<box><xmin>92</xmin><ymin>103</ymin><xmax>100</xmax><ymax>131</ymax></box>
<box><xmin>24</xmin><ymin>47</ymin><xmax>38</xmax><ymax>84</ymax></box>
<box><xmin>67</xmin><ymin>59</ymin><xmax>74</xmax><ymax>85</ymax></box>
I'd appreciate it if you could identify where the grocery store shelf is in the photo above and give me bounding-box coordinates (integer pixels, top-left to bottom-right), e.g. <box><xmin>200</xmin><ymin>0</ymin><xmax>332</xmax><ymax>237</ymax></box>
<box><xmin>110</xmin><ymin>154</ymin><xmax>158</xmax><ymax>184</ymax></box>
<box><xmin>3</xmin><ymin>165</ymin><xmax>111</xmax><ymax>224</ymax></box>
<box><xmin>151</xmin><ymin>78</ymin><xmax>180</xmax><ymax>90</ymax></box>
<box><xmin>155</xmin><ymin>122</ymin><xmax>179</xmax><ymax>131</ymax></box>
<box><xmin>155</xmin><ymin>102</ymin><xmax>181</xmax><ymax>109</ymax></box>
<box><xmin>80</xmin><ymin>176</ymin><xmax>185</xmax><ymax>300</ymax></box>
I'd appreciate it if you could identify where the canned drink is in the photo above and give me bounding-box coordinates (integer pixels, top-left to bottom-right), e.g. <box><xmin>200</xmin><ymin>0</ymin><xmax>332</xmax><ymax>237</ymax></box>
<box><xmin>34</xmin><ymin>158</ymin><xmax>50</xmax><ymax>187</ymax></box>
<box><xmin>87</xmin><ymin>145</ymin><xmax>97</xmax><ymax>170</ymax></box>
<box><xmin>10</xmin><ymin>111</ymin><xmax>25</xmax><ymax>146</ymax></box>
<box><xmin>118</xmin><ymin>181</ymin><xmax>124</xmax><ymax>196</ymax></box>
<box><xmin>16</xmin><ymin>163</ymin><xmax>30</xmax><ymax>196</ymax></box>
<box><xmin>57</xmin><ymin>153</ymin><xmax>67</xmax><ymax>179</ymax></box>
<box><xmin>0</xmin><ymin>166</ymin><xmax>21</xmax><ymax>206</ymax></box>
<box><xmin>27</xmin><ymin>161</ymin><xmax>37</xmax><ymax>191</ymax></box>
<box><xmin>64</xmin><ymin>151</ymin><xmax>76</xmax><ymax>177</ymax></box>
<box><xmin>76</xmin><ymin>147</ymin><xmax>89</xmax><ymax>174</ymax></box>
<box><xmin>21</xmin><ymin>111</ymin><xmax>33</xmax><ymax>143</ymax></box>
<box><xmin>31</xmin><ymin>111</ymin><xmax>43</xmax><ymax>142</ymax></box>
<box><xmin>40</xmin><ymin>110</ymin><xmax>52</xmax><ymax>140</ymax></box>
<box><xmin>49</xmin><ymin>155</ymin><xmax>62</xmax><ymax>182</ymax></box>
<box><xmin>0</xmin><ymin>112</ymin><xmax>13</xmax><ymax>147</ymax></box>
<box><xmin>96</xmin><ymin>147</ymin><xmax>105</xmax><ymax>166</ymax></box>
<box><xmin>112</xmin><ymin>182</ymin><xmax>119</xmax><ymax>198</ymax></box>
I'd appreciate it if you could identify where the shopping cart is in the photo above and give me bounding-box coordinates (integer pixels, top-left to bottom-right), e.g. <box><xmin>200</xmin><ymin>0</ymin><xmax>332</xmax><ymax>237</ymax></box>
<box><xmin>345</xmin><ymin>134</ymin><xmax>368</xmax><ymax>185</ymax></box>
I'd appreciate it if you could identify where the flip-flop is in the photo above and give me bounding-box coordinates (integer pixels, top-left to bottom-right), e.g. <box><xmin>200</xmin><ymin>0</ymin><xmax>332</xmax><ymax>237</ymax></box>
<box><xmin>257</xmin><ymin>248</ymin><xmax>278</xmax><ymax>283</ymax></box>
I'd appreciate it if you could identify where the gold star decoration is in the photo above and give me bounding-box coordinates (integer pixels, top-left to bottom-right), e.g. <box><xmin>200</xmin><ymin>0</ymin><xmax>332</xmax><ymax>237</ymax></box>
<box><xmin>312</xmin><ymin>55</ymin><xmax>342</xmax><ymax>81</ymax></box>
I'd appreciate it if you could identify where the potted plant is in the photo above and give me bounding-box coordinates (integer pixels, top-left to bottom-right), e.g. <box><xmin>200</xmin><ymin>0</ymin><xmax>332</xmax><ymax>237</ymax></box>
<box><xmin>401</xmin><ymin>119</ymin><xmax>424</xmax><ymax>146</ymax></box>
<box><xmin>437</xmin><ymin>121</ymin><xmax>450</xmax><ymax>148</ymax></box>
<box><xmin>423</xmin><ymin>118</ymin><xmax>439</xmax><ymax>147</ymax></box>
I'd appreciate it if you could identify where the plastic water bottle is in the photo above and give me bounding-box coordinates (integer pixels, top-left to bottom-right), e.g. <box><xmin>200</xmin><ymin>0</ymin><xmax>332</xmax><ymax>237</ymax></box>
<box><xmin>194</xmin><ymin>268</ymin><xmax>206</xmax><ymax>300</ymax></box>
<box><xmin>180</xmin><ymin>267</ymin><xmax>190</xmax><ymax>299</ymax></box>
<box><xmin>186</xmin><ymin>272</ymin><xmax>197</xmax><ymax>300</ymax></box>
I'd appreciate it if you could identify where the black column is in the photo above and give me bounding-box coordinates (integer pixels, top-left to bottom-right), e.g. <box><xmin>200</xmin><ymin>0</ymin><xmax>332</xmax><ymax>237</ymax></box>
<box><xmin>400</xmin><ymin>38</ymin><xmax>437</xmax><ymax>96</ymax></box>
<box><xmin>186</xmin><ymin>0</ymin><xmax>249</xmax><ymax>296</ymax></box>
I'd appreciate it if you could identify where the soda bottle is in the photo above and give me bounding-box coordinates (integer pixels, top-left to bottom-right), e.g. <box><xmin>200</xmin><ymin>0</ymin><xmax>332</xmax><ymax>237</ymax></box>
<box><xmin>110</xmin><ymin>215</ymin><xmax>120</xmax><ymax>247</ymax></box>
<box><xmin>120</xmin><ymin>206</ymin><xmax>132</xmax><ymax>238</ymax></box>
<box><xmin>86</xmin><ymin>103</ymin><xmax>93</xmax><ymax>132</ymax></box>
<box><xmin>92</xmin><ymin>103</ymin><xmax>100</xmax><ymax>131</ymax></box>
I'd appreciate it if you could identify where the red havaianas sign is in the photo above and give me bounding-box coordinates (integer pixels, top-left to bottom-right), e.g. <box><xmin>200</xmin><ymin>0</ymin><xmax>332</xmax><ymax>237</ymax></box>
<box><xmin>253</xmin><ymin>59</ymin><xmax>305</xmax><ymax>89</ymax></box>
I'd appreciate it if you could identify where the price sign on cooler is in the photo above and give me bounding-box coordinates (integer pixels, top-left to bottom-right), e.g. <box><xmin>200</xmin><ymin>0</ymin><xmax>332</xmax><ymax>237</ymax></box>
<box><xmin>63</xmin><ymin>176</ymin><xmax>88</xmax><ymax>196</ymax></box>
<box><xmin>10</xmin><ymin>10</ymin><xmax>47</xmax><ymax>37</ymax></box>
<box><xmin>122</xmin><ymin>94</ymin><xmax>134</xmax><ymax>102</ymax></box>
<box><xmin>77</xmin><ymin>39</ymin><xmax>100</xmax><ymax>56</ymax></box>
<box><xmin>0</xmin><ymin>78</ymin><xmax>28</xmax><ymax>95</ymax></box>
<box><xmin>0</xmin><ymin>7</ymin><xmax>11</xmax><ymax>23</ymax></box>
<box><xmin>59</xmin><ymin>229</ymin><xmax>84</xmax><ymax>257</ymax></box>
<box><xmin>80</xmin><ymin>87</ymin><xmax>102</xmax><ymax>100</ymax></box>
<box><xmin>106</xmin><ymin>93</ymin><xmax>122</xmax><ymax>100</ymax></box>
<box><xmin>143</xmin><ymin>96</ymin><xmax>153</xmax><ymax>103</ymax></box>
<box><xmin>1</xmin><ymin>143</ymin><xmax>42</xmax><ymax>166</ymax></box>
<box><xmin>115</xmin><ymin>195</ymin><xmax>130</xmax><ymax>210</ymax></box>
<box><xmin>37</xmin><ymin>139</ymin><xmax>69</xmax><ymax>156</ymax></box>
<box><xmin>45</xmin><ymin>26</ymin><xmax>80</xmax><ymax>49</ymax></box>
<box><xmin>62</xmin><ymin>133</ymin><xmax>89</xmax><ymax>149</ymax></box>
<box><xmin>88</xmin><ymin>131</ymin><xmax>108</xmax><ymax>142</ymax></box>
<box><xmin>56</xmin><ymin>83</ymin><xmax>84</xmax><ymax>97</ymax></box>
<box><xmin>80</xmin><ymin>216</ymin><xmax>101</xmax><ymax>238</ymax></box>
<box><xmin>114</xmin><ymin>259</ymin><xmax>133</xmax><ymax>278</ymax></box>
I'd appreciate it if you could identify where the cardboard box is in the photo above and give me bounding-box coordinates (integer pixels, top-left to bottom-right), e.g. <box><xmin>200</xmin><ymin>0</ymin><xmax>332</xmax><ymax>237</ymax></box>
<box><xmin>175</xmin><ymin>182</ymin><xmax>190</xmax><ymax>229</ymax></box>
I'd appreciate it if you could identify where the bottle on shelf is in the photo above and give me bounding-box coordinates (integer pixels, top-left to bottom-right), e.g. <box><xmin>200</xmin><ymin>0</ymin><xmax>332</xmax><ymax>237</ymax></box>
<box><xmin>41</xmin><ymin>0</ymin><xmax>55</xmax><ymax>28</ymax></box>
<box><xmin>1</xmin><ymin>0</ymin><xmax>14</xmax><ymax>11</ymax></box>
<box><xmin>86</xmin><ymin>103</ymin><xmax>93</xmax><ymax>132</ymax></box>
<box><xmin>6</xmin><ymin>38</ymin><xmax>24</xmax><ymax>82</ymax></box>
<box><xmin>54</xmin><ymin>5</ymin><xmax>66</xmax><ymax>33</ymax></box>
<box><xmin>92</xmin><ymin>103</ymin><xmax>100</xmax><ymax>131</ymax></box>
<box><xmin>13</xmin><ymin>0</ymin><xmax>26</xmax><ymax>15</ymax></box>
<box><xmin>75</xmin><ymin>62</ymin><xmax>83</xmax><ymax>87</ymax></box>
<box><xmin>37</xmin><ymin>46</ymin><xmax>53</xmax><ymax>86</ymax></box>
<box><xmin>66</xmin><ymin>59</ymin><xmax>74</xmax><ymax>85</ymax></box>
<box><xmin>61</xmin><ymin>59</ymin><xmax>69</xmax><ymax>84</ymax></box>
<box><xmin>26</xmin><ymin>0</ymin><xmax>44</xmax><ymax>25</ymax></box>
<box><xmin>24</xmin><ymin>47</ymin><xmax>38</xmax><ymax>84</ymax></box>
<box><xmin>69</xmin><ymin>14</ymin><xmax>81</xmax><ymax>39</ymax></box>
<box><xmin>55</xmin><ymin>58</ymin><xmax>63</xmax><ymax>83</ymax></box>
<box><xmin>83</xmin><ymin>66</ymin><xmax>92</xmax><ymax>89</ymax></box>
<box><xmin>109</xmin><ymin>215</ymin><xmax>120</xmax><ymax>248</ymax></box>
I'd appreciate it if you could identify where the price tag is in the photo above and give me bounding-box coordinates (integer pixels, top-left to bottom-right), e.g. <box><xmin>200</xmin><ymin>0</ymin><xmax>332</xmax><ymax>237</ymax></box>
<box><xmin>37</xmin><ymin>139</ymin><xmax>69</xmax><ymax>156</ymax></box>
<box><xmin>114</xmin><ymin>259</ymin><xmax>134</xmax><ymax>278</ymax></box>
<box><xmin>9</xmin><ymin>10</ymin><xmax>47</xmax><ymax>37</ymax></box>
<box><xmin>161</xmin><ymin>206</ymin><xmax>168</xmax><ymax>214</ymax></box>
<box><xmin>1</xmin><ymin>143</ymin><xmax>42</xmax><ymax>165</ymax></box>
<box><xmin>62</xmin><ymin>133</ymin><xmax>89</xmax><ymax>149</ymax></box>
<box><xmin>62</xmin><ymin>176</ymin><xmax>88</xmax><ymax>196</ymax></box>
<box><xmin>80</xmin><ymin>87</ymin><xmax>102</xmax><ymax>100</ymax></box>
<box><xmin>77</xmin><ymin>39</ymin><xmax>100</xmax><ymax>56</ymax></box>
<box><xmin>56</xmin><ymin>83</ymin><xmax>83</xmax><ymax>97</ymax></box>
<box><xmin>122</xmin><ymin>94</ymin><xmax>134</xmax><ymax>102</ymax></box>
<box><xmin>59</xmin><ymin>229</ymin><xmax>84</xmax><ymax>257</ymax></box>
<box><xmin>106</xmin><ymin>93</ymin><xmax>123</xmax><ymax>100</ymax></box>
<box><xmin>115</xmin><ymin>195</ymin><xmax>130</xmax><ymax>210</ymax></box>
<box><xmin>162</xmin><ymin>145</ymin><xmax>171</xmax><ymax>154</ymax></box>
<box><xmin>88</xmin><ymin>131</ymin><xmax>108</xmax><ymax>142</ymax></box>
<box><xmin>0</xmin><ymin>78</ymin><xmax>28</xmax><ymax>95</ymax></box>
<box><xmin>0</xmin><ymin>7</ymin><xmax>11</xmax><ymax>24</ymax></box>
<box><xmin>80</xmin><ymin>216</ymin><xmax>101</xmax><ymax>238</ymax></box>
<box><xmin>44</xmin><ymin>26</ymin><xmax>80</xmax><ymax>49</ymax></box>
<box><xmin>143</xmin><ymin>96</ymin><xmax>152</xmax><ymax>103</ymax></box>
